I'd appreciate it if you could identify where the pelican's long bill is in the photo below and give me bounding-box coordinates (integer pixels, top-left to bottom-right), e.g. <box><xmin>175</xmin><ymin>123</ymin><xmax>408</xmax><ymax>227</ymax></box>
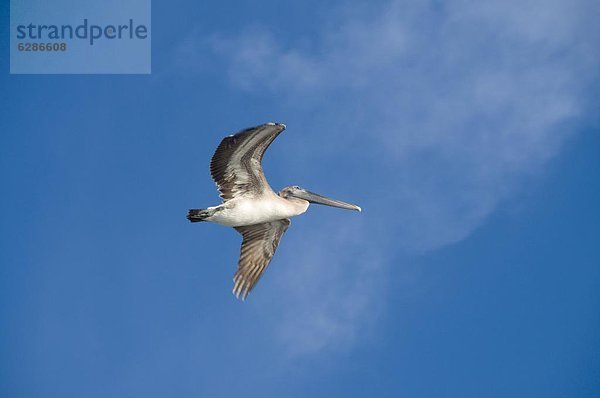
<box><xmin>291</xmin><ymin>189</ymin><xmax>362</xmax><ymax>212</ymax></box>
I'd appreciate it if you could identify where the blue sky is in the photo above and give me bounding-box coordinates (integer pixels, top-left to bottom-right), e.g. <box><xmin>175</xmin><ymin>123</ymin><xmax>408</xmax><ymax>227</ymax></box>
<box><xmin>1</xmin><ymin>0</ymin><xmax>599</xmax><ymax>397</ymax></box>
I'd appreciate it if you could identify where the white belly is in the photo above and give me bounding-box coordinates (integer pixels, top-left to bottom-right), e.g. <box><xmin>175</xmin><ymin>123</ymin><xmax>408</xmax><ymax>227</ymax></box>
<box><xmin>207</xmin><ymin>197</ymin><xmax>308</xmax><ymax>227</ymax></box>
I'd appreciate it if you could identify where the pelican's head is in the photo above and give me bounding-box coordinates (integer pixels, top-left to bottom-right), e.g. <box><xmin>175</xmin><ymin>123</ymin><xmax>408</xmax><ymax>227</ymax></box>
<box><xmin>279</xmin><ymin>186</ymin><xmax>362</xmax><ymax>212</ymax></box>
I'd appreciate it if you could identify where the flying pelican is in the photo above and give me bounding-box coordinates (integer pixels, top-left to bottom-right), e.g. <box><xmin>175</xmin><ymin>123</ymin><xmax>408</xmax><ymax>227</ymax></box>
<box><xmin>187</xmin><ymin>122</ymin><xmax>361</xmax><ymax>300</ymax></box>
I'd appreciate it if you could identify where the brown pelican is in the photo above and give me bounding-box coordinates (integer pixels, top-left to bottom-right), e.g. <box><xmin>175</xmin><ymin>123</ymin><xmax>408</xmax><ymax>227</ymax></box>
<box><xmin>187</xmin><ymin>123</ymin><xmax>361</xmax><ymax>300</ymax></box>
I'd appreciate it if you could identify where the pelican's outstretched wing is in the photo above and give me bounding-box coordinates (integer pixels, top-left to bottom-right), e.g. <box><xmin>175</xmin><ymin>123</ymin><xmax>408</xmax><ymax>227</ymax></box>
<box><xmin>232</xmin><ymin>219</ymin><xmax>291</xmax><ymax>300</ymax></box>
<box><xmin>210</xmin><ymin>123</ymin><xmax>286</xmax><ymax>201</ymax></box>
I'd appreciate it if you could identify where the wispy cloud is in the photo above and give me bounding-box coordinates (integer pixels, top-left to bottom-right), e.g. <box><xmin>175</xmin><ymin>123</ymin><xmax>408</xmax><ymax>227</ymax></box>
<box><xmin>258</xmin><ymin>218</ymin><xmax>386</xmax><ymax>356</ymax></box>
<box><xmin>181</xmin><ymin>0</ymin><xmax>599</xmax><ymax>355</ymax></box>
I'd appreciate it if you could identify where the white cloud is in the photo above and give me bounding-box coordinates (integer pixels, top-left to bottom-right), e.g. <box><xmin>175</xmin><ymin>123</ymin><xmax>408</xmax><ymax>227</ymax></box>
<box><xmin>189</xmin><ymin>0</ymin><xmax>599</xmax><ymax>355</ymax></box>
<box><xmin>259</xmin><ymin>218</ymin><xmax>386</xmax><ymax>356</ymax></box>
<box><xmin>206</xmin><ymin>0</ymin><xmax>597</xmax><ymax>249</ymax></box>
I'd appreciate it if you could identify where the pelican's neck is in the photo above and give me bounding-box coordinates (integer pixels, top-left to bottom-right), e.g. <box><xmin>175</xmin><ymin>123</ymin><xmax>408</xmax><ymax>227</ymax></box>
<box><xmin>279</xmin><ymin>196</ymin><xmax>309</xmax><ymax>217</ymax></box>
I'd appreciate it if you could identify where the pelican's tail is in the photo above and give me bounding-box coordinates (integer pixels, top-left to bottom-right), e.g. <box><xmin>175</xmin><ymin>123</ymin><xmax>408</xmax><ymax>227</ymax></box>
<box><xmin>187</xmin><ymin>208</ymin><xmax>212</xmax><ymax>222</ymax></box>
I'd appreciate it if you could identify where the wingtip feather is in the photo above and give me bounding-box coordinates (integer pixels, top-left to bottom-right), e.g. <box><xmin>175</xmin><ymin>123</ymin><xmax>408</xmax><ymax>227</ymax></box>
<box><xmin>266</xmin><ymin>122</ymin><xmax>286</xmax><ymax>129</ymax></box>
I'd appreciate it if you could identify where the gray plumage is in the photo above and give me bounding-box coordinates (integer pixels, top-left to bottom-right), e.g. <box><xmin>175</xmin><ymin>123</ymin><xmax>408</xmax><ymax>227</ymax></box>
<box><xmin>233</xmin><ymin>219</ymin><xmax>290</xmax><ymax>300</ymax></box>
<box><xmin>209</xmin><ymin>123</ymin><xmax>285</xmax><ymax>201</ymax></box>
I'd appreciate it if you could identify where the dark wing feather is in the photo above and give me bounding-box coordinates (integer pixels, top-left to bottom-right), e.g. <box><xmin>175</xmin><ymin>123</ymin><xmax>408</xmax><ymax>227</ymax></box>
<box><xmin>232</xmin><ymin>219</ymin><xmax>291</xmax><ymax>300</ymax></box>
<box><xmin>210</xmin><ymin>123</ymin><xmax>286</xmax><ymax>201</ymax></box>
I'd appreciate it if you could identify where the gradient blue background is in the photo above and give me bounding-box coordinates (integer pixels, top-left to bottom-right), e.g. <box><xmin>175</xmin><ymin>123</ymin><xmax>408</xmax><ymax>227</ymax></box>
<box><xmin>1</xmin><ymin>1</ymin><xmax>599</xmax><ymax>397</ymax></box>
